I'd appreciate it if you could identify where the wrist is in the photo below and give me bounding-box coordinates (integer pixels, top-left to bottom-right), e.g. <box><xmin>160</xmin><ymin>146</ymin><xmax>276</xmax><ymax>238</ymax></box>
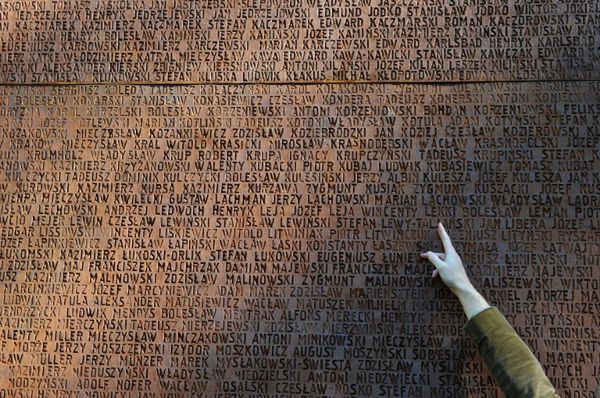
<box><xmin>452</xmin><ymin>281</ymin><xmax>477</xmax><ymax>299</ymax></box>
<box><xmin>456</xmin><ymin>286</ymin><xmax>490</xmax><ymax>320</ymax></box>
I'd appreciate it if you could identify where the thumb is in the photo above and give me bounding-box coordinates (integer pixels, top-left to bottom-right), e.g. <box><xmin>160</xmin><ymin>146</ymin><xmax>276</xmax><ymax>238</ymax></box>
<box><xmin>420</xmin><ymin>251</ymin><xmax>445</xmax><ymax>269</ymax></box>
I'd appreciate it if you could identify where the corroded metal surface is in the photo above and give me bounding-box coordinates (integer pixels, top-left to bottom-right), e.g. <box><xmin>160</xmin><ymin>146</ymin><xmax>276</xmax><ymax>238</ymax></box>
<box><xmin>1</xmin><ymin>0</ymin><xmax>600</xmax><ymax>396</ymax></box>
<box><xmin>0</xmin><ymin>0</ymin><xmax>599</xmax><ymax>83</ymax></box>
<box><xmin>0</xmin><ymin>83</ymin><xmax>598</xmax><ymax>396</ymax></box>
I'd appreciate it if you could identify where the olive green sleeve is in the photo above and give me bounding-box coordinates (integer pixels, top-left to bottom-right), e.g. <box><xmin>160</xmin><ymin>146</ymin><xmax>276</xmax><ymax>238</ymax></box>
<box><xmin>464</xmin><ymin>306</ymin><xmax>560</xmax><ymax>398</ymax></box>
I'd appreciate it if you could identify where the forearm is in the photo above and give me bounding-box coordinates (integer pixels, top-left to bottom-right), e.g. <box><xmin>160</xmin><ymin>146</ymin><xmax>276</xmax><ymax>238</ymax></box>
<box><xmin>466</xmin><ymin>307</ymin><xmax>559</xmax><ymax>398</ymax></box>
<box><xmin>453</xmin><ymin>284</ymin><xmax>491</xmax><ymax>320</ymax></box>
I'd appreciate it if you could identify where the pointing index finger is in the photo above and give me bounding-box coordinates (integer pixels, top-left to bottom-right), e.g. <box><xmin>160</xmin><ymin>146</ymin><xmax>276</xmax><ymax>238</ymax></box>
<box><xmin>438</xmin><ymin>222</ymin><xmax>455</xmax><ymax>254</ymax></box>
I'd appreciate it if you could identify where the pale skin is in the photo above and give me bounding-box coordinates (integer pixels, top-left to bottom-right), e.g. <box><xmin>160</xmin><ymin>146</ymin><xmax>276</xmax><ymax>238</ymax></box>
<box><xmin>420</xmin><ymin>222</ymin><xmax>490</xmax><ymax>320</ymax></box>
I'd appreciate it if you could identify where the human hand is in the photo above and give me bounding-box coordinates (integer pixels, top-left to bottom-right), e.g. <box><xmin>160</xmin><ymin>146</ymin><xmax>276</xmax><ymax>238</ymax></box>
<box><xmin>420</xmin><ymin>222</ymin><xmax>490</xmax><ymax>319</ymax></box>
<box><xmin>420</xmin><ymin>222</ymin><xmax>474</xmax><ymax>296</ymax></box>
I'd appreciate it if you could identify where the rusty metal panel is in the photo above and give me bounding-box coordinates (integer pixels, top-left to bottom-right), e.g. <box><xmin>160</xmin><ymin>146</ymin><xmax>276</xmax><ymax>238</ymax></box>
<box><xmin>0</xmin><ymin>1</ymin><xmax>599</xmax><ymax>83</ymax></box>
<box><xmin>0</xmin><ymin>82</ymin><xmax>598</xmax><ymax>396</ymax></box>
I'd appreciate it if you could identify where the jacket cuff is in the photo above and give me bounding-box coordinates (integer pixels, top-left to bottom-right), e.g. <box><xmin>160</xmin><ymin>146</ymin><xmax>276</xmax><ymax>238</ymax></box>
<box><xmin>464</xmin><ymin>306</ymin><xmax>509</xmax><ymax>344</ymax></box>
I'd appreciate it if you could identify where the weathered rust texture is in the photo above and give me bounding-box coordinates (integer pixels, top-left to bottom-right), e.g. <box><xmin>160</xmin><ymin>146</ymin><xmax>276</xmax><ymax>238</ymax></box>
<box><xmin>0</xmin><ymin>83</ymin><xmax>598</xmax><ymax>396</ymax></box>
<box><xmin>0</xmin><ymin>0</ymin><xmax>598</xmax><ymax>83</ymax></box>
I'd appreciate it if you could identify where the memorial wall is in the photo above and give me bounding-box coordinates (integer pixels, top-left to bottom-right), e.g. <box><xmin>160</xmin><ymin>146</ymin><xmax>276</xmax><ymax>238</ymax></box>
<box><xmin>0</xmin><ymin>1</ymin><xmax>599</xmax><ymax>397</ymax></box>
